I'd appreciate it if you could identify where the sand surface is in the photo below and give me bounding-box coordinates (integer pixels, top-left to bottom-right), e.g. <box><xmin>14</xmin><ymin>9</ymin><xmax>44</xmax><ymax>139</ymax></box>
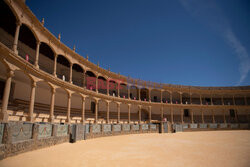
<box><xmin>0</xmin><ymin>130</ymin><xmax>249</xmax><ymax>167</ymax></box>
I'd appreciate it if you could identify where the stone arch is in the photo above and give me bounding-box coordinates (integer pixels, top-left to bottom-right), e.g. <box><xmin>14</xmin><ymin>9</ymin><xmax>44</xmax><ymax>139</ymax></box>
<box><xmin>120</xmin><ymin>83</ymin><xmax>128</xmax><ymax>98</ymax></box>
<box><xmin>182</xmin><ymin>92</ymin><xmax>190</xmax><ymax>104</ymax></box>
<box><xmin>18</xmin><ymin>24</ymin><xmax>38</xmax><ymax>65</ymax></box>
<box><xmin>151</xmin><ymin>89</ymin><xmax>161</xmax><ymax>102</ymax></box>
<box><xmin>72</xmin><ymin>63</ymin><xmax>84</xmax><ymax>87</ymax></box>
<box><xmin>130</xmin><ymin>85</ymin><xmax>138</xmax><ymax>100</ymax></box>
<box><xmin>85</xmin><ymin>71</ymin><xmax>96</xmax><ymax>91</ymax></box>
<box><xmin>97</xmin><ymin>76</ymin><xmax>107</xmax><ymax>94</ymax></box>
<box><xmin>109</xmin><ymin>80</ymin><xmax>118</xmax><ymax>97</ymax></box>
<box><xmin>56</xmin><ymin>55</ymin><xmax>70</xmax><ymax>82</ymax></box>
<box><xmin>172</xmin><ymin>91</ymin><xmax>180</xmax><ymax>104</ymax></box>
<box><xmin>39</xmin><ymin>42</ymin><xmax>55</xmax><ymax>74</ymax></box>
<box><xmin>0</xmin><ymin>0</ymin><xmax>18</xmax><ymax>49</ymax></box>
<box><xmin>140</xmin><ymin>88</ymin><xmax>149</xmax><ymax>101</ymax></box>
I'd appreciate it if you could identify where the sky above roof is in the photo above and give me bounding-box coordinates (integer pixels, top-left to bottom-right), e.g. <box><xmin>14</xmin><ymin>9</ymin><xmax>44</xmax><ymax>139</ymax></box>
<box><xmin>26</xmin><ymin>0</ymin><xmax>250</xmax><ymax>87</ymax></box>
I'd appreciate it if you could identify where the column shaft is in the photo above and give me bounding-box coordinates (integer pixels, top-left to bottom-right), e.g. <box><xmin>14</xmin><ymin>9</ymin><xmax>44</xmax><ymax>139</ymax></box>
<box><xmin>66</xmin><ymin>93</ymin><xmax>71</xmax><ymax>123</ymax></box>
<box><xmin>212</xmin><ymin>110</ymin><xmax>215</xmax><ymax>123</ymax></box>
<box><xmin>117</xmin><ymin>83</ymin><xmax>120</xmax><ymax>97</ymax></box>
<box><xmin>69</xmin><ymin>63</ymin><xmax>73</xmax><ymax>83</ymax></box>
<box><xmin>160</xmin><ymin>90</ymin><xmax>163</xmax><ymax>103</ymax></box>
<box><xmin>201</xmin><ymin>109</ymin><xmax>204</xmax><ymax>123</ymax></box>
<box><xmin>117</xmin><ymin>103</ymin><xmax>120</xmax><ymax>123</ymax></box>
<box><xmin>0</xmin><ymin>70</ymin><xmax>14</xmax><ymax>122</ymax></box>
<box><xmin>138</xmin><ymin>105</ymin><xmax>141</xmax><ymax>123</ymax></box>
<box><xmin>180</xmin><ymin>93</ymin><xmax>182</xmax><ymax>104</ymax></box>
<box><xmin>171</xmin><ymin>107</ymin><xmax>174</xmax><ymax>123</ymax></box>
<box><xmin>13</xmin><ymin>22</ymin><xmax>21</xmax><ymax>54</ymax></box>
<box><xmin>49</xmin><ymin>88</ymin><xmax>55</xmax><ymax>123</ymax></box>
<box><xmin>28</xmin><ymin>81</ymin><xmax>36</xmax><ymax>122</ymax></box>
<box><xmin>191</xmin><ymin>109</ymin><xmax>194</xmax><ymax>123</ymax></box>
<box><xmin>95</xmin><ymin>99</ymin><xmax>98</xmax><ymax>123</ymax></box>
<box><xmin>181</xmin><ymin>108</ymin><xmax>184</xmax><ymax>123</ymax></box>
<box><xmin>34</xmin><ymin>42</ymin><xmax>40</xmax><ymax>67</ymax></box>
<box><xmin>81</xmin><ymin>96</ymin><xmax>85</xmax><ymax>124</ymax></box>
<box><xmin>223</xmin><ymin>109</ymin><xmax>226</xmax><ymax>123</ymax></box>
<box><xmin>53</xmin><ymin>55</ymin><xmax>58</xmax><ymax>76</ymax></box>
<box><xmin>107</xmin><ymin>102</ymin><xmax>110</xmax><ymax>123</ymax></box>
<box><xmin>96</xmin><ymin>77</ymin><xmax>98</xmax><ymax>93</ymax></box>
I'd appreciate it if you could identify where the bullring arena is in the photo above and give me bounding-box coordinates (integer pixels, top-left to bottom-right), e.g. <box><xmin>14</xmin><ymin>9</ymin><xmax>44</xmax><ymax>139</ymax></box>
<box><xmin>0</xmin><ymin>0</ymin><xmax>249</xmax><ymax>166</ymax></box>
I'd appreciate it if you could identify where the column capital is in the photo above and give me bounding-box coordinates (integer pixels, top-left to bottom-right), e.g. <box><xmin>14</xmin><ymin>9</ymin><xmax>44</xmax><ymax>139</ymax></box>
<box><xmin>16</xmin><ymin>20</ymin><xmax>22</xmax><ymax>26</ymax></box>
<box><xmin>31</xmin><ymin>81</ymin><xmax>37</xmax><ymax>88</ymax></box>
<box><xmin>128</xmin><ymin>103</ymin><xmax>131</xmax><ymax>107</ymax></box>
<box><xmin>36</xmin><ymin>40</ymin><xmax>41</xmax><ymax>45</ymax></box>
<box><xmin>7</xmin><ymin>70</ymin><xmax>14</xmax><ymax>78</ymax></box>
<box><xmin>138</xmin><ymin>105</ymin><xmax>142</xmax><ymax>108</ymax></box>
<box><xmin>51</xmin><ymin>87</ymin><xmax>56</xmax><ymax>94</ymax></box>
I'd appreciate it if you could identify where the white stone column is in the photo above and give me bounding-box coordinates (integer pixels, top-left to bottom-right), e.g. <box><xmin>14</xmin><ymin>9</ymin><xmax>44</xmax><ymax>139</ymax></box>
<box><xmin>94</xmin><ymin>99</ymin><xmax>99</xmax><ymax>123</ymax></box>
<box><xmin>49</xmin><ymin>87</ymin><xmax>55</xmax><ymax>123</ymax></box>
<box><xmin>160</xmin><ymin>105</ymin><xmax>163</xmax><ymax>120</ymax></box>
<box><xmin>0</xmin><ymin>70</ymin><xmax>14</xmax><ymax>122</ymax></box>
<box><xmin>96</xmin><ymin>77</ymin><xmax>98</xmax><ymax>93</ymax></box>
<box><xmin>138</xmin><ymin>88</ymin><xmax>141</xmax><ymax>100</ymax></box>
<box><xmin>81</xmin><ymin>96</ymin><xmax>86</xmax><ymax>124</ymax></box>
<box><xmin>128</xmin><ymin>104</ymin><xmax>131</xmax><ymax>123</ymax></box>
<box><xmin>181</xmin><ymin>108</ymin><xmax>184</xmax><ymax>124</ymax></box>
<box><xmin>28</xmin><ymin>81</ymin><xmax>37</xmax><ymax>122</ymax></box>
<box><xmin>13</xmin><ymin>21</ymin><xmax>21</xmax><ymax>54</ymax></box>
<box><xmin>221</xmin><ymin>96</ymin><xmax>224</xmax><ymax>105</ymax></box>
<box><xmin>53</xmin><ymin>54</ymin><xmax>58</xmax><ymax>77</ymax></box>
<box><xmin>66</xmin><ymin>93</ymin><xmax>71</xmax><ymax>123</ymax></box>
<box><xmin>34</xmin><ymin>41</ymin><xmax>41</xmax><ymax>68</ymax></box>
<box><xmin>69</xmin><ymin>63</ymin><xmax>73</xmax><ymax>83</ymax></box>
<box><xmin>190</xmin><ymin>93</ymin><xmax>192</xmax><ymax>104</ymax></box>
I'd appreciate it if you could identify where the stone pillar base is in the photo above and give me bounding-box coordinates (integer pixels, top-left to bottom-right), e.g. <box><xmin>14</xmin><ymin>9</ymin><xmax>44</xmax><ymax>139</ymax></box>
<box><xmin>0</xmin><ymin>112</ymin><xmax>9</xmax><ymax>123</ymax></box>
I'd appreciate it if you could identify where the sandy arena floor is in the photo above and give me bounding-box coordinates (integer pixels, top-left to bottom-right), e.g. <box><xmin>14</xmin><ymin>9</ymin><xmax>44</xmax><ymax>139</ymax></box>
<box><xmin>0</xmin><ymin>130</ymin><xmax>249</xmax><ymax>167</ymax></box>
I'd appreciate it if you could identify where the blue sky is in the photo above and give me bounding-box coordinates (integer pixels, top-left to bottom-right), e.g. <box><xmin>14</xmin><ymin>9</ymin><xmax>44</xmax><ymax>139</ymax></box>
<box><xmin>26</xmin><ymin>0</ymin><xmax>250</xmax><ymax>87</ymax></box>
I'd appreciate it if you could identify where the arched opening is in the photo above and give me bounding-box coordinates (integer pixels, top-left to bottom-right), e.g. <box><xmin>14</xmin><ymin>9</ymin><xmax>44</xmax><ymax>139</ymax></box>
<box><xmin>109</xmin><ymin>80</ymin><xmax>117</xmax><ymax>97</ymax></box>
<box><xmin>140</xmin><ymin>88</ymin><xmax>149</xmax><ymax>101</ymax></box>
<box><xmin>85</xmin><ymin>71</ymin><xmax>96</xmax><ymax>91</ymax></box>
<box><xmin>98</xmin><ymin>76</ymin><xmax>107</xmax><ymax>94</ymax></box>
<box><xmin>72</xmin><ymin>64</ymin><xmax>84</xmax><ymax>87</ymax></box>
<box><xmin>182</xmin><ymin>93</ymin><xmax>190</xmax><ymax>104</ymax></box>
<box><xmin>120</xmin><ymin>83</ymin><xmax>128</xmax><ymax>98</ymax></box>
<box><xmin>162</xmin><ymin>91</ymin><xmax>171</xmax><ymax>103</ymax></box>
<box><xmin>141</xmin><ymin>108</ymin><xmax>149</xmax><ymax>122</ymax></box>
<box><xmin>151</xmin><ymin>89</ymin><xmax>161</xmax><ymax>102</ymax></box>
<box><xmin>38</xmin><ymin>42</ymin><xmax>54</xmax><ymax>74</ymax></box>
<box><xmin>18</xmin><ymin>24</ymin><xmax>37</xmax><ymax>65</ymax></box>
<box><xmin>172</xmin><ymin>92</ymin><xmax>180</xmax><ymax>104</ymax></box>
<box><xmin>0</xmin><ymin>0</ymin><xmax>17</xmax><ymax>49</ymax></box>
<box><xmin>130</xmin><ymin>86</ymin><xmax>138</xmax><ymax>100</ymax></box>
<box><xmin>56</xmin><ymin>55</ymin><xmax>70</xmax><ymax>82</ymax></box>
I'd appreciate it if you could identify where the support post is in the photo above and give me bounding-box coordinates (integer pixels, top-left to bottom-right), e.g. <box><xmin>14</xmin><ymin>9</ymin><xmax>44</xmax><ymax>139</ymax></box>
<box><xmin>53</xmin><ymin>54</ymin><xmax>58</xmax><ymax>77</ymax></box>
<box><xmin>49</xmin><ymin>87</ymin><xmax>55</xmax><ymax>123</ymax></box>
<box><xmin>117</xmin><ymin>102</ymin><xmax>121</xmax><ymax>123</ymax></box>
<box><xmin>149</xmin><ymin>106</ymin><xmax>152</xmax><ymax>123</ymax></box>
<box><xmin>106</xmin><ymin>101</ymin><xmax>110</xmax><ymax>123</ymax></box>
<box><xmin>94</xmin><ymin>99</ymin><xmax>99</xmax><ymax>123</ymax></box>
<box><xmin>171</xmin><ymin>107</ymin><xmax>174</xmax><ymax>123</ymax></box>
<box><xmin>138</xmin><ymin>105</ymin><xmax>141</xmax><ymax>123</ymax></box>
<box><xmin>81</xmin><ymin>96</ymin><xmax>86</xmax><ymax>124</ymax></box>
<box><xmin>128</xmin><ymin>104</ymin><xmax>131</xmax><ymax>123</ymax></box>
<box><xmin>34</xmin><ymin>41</ymin><xmax>41</xmax><ymax>68</ymax></box>
<box><xmin>66</xmin><ymin>92</ymin><xmax>72</xmax><ymax>123</ymax></box>
<box><xmin>13</xmin><ymin>21</ymin><xmax>21</xmax><ymax>54</ymax></box>
<box><xmin>0</xmin><ymin>70</ymin><xmax>14</xmax><ymax>122</ymax></box>
<box><xmin>69</xmin><ymin>63</ymin><xmax>73</xmax><ymax>83</ymax></box>
<box><xmin>28</xmin><ymin>81</ymin><xmax>37</xmax><ymax>122</ymax></box>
